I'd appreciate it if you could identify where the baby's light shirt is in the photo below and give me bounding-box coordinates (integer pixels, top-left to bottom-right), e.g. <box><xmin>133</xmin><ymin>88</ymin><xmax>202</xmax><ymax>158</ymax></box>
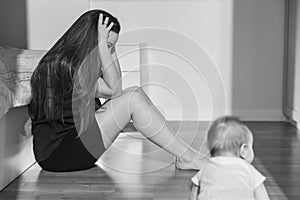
<box><xmin>191</xmin><ymin>156</ymin><xmax>266</xmax><ymax>200</ymax></box>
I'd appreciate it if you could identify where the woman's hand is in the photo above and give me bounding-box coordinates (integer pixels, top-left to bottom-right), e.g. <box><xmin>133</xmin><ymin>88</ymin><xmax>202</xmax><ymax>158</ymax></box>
<box><xmin>98</xmin><ymin>14</ymin><xmax>114</xmax><ymax>44</ymax></box>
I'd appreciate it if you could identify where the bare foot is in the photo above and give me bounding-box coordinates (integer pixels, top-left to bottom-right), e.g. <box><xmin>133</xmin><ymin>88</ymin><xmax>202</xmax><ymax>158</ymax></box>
<box><xmin>175</xmin><ymin>154</ymin><xmax>208</xmax><ymax>170</ymax></box>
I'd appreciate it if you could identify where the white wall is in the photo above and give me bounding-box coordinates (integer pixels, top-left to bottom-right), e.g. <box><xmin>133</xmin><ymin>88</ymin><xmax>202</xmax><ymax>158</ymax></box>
<box><xmin>90</xmin><ymin>0</ymin><xmax>233</xmax><ymax>120</ymax></box>
<box><xmin>91</xmin><ymin>0</ymin><xmax>285</xmax><ymax>121</ymax></box>
<box><xmin>285</xmin><ymin>0</ymin><xmax>300</xmax><ymax>128</ymax></box>
<box><xmin>9</xmin><ymin>0</ymin><xmax>286</xmax><ymax>121</ymax></box>
<box><xmin>26</xmin><ymin>0</ymin><xmax>90</xmax><ymax>49</ymax></box>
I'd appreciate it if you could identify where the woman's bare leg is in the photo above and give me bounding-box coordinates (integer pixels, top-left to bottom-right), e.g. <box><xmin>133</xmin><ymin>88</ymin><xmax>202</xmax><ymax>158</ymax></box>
<box><xmin>95</xmin><ymin>87</ymin><xmax>205</xmax><ymax>170</ymax></box>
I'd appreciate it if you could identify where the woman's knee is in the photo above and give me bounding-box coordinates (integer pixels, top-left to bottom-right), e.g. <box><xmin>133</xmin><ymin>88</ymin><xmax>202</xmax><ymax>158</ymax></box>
<box><xmin>123</xmin><ymin>86</ymin><xmax>149</xmax><ymax>105</ymax></box>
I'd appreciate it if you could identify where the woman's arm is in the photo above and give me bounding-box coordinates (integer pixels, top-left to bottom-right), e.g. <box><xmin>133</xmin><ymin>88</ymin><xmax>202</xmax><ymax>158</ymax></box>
<box><xmin>96</xmin><ymin>14</ymin><xmax>122</xmax><ymax>98</ymax></box>
<box><xmin>254</xmin><ymin>183</ymin><xmax>270</xmax><ymax>200</ymax></box>
<box><xmin>111</xmin><ymin>46</ymin><xmax>122</xmax><ymax>79</ymax></box>
<box><xmin>96</xmin><ymin>77</ymin><xmax>117</xmax><ymax>99</ymax></box>
<box><xmin>97</xmin><ymin>44</ymin><xmax>122</xmax><ymax>98</ymax></box>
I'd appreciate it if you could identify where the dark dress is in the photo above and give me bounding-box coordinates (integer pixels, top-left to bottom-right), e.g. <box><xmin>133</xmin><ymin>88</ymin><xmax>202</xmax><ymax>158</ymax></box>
<box><xmin>28</xmin><ymin>98</ymin><xmax>106</xmax><ymax>172</ymax></box>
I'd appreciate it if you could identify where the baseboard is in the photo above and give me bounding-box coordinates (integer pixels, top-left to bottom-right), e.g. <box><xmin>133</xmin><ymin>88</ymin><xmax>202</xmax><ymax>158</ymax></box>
<box><xmin>231</xmin><ymin>109</ymin><xmax>286</xmax><ymax>121</ymax></box>
<box><xmin>284</xmin><ymin>106</ymin><xmax>300</xmax><ymax>129</ymax></box>
<box><xmin>159</xmin><ymin>110</ymin><xmax>286</xmax><ymax>122</ymax></box>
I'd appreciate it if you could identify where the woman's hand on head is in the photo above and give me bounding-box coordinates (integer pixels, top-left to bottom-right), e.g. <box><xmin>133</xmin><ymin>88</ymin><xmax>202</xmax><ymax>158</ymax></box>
<box><xmin>98</xmin><ymin>13</ymin><xmax>114</xmax><ymax>45</ymax></box>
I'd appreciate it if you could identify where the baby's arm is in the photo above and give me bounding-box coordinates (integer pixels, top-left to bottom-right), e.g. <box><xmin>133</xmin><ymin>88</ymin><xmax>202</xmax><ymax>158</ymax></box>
<box><xmin>254</xmin><ymin>183</ymin><xmax>270</xmax><ymax>200</ymax></box>
<box><xmin>190</xmin><ymin>184</ymin><xmax>199</xmax><ymax>200</ymax></box>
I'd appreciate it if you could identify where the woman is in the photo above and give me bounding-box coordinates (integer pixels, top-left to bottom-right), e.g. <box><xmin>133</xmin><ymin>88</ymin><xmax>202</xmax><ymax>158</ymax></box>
<box><xmin>28</xmin><ymin>9</ymin><xmax>204</xmax><ymax>172</ymax></box>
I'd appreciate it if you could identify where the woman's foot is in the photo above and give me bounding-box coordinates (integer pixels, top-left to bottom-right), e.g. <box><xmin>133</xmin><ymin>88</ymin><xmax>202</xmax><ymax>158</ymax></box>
<box><xmin>175</xmin><ymin>154</ymin><xmax>208</xmax><ymax>170</ymax></box>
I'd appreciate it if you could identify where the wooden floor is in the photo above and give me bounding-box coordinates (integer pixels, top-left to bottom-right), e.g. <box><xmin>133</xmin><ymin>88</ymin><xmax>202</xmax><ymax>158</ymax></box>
<box><xmin>0</xmin><ymin>121</ymin><xmax>299</xmax><ymax>200</ymax></box>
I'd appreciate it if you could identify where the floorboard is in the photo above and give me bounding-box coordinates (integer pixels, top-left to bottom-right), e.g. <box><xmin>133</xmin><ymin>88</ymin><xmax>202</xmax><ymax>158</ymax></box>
<box><xmin>0</xmin><ymin>121</ymin><xmax>299</xmax><ymax>200</ymax></box>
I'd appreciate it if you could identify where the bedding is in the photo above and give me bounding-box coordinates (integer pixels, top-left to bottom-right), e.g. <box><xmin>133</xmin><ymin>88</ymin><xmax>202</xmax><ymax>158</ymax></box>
<box><xmin>0</xmin><ymin>48</ymin><xmax>46</xmax><ymax>118</ymax></box>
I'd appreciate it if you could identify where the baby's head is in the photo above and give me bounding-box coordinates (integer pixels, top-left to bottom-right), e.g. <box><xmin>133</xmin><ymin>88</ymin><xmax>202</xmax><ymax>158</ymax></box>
<box><xmin>206</xmin><ymin>116</ymin><xmax>254</xmax><ymax>163</ymax></box>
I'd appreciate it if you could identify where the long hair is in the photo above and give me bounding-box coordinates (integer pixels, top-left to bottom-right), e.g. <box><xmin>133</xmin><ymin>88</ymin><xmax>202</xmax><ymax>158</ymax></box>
<box><xmin>29</xmin><ymin>9</ymin><xmax>121</xmax><ymax>135</ymax></box>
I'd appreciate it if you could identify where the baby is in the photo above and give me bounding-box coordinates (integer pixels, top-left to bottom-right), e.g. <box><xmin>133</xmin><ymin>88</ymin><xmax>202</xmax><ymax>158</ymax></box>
<box><xmin>190</xmin><ymin>116</ymin><xmax>270</xmax><ymax>200</ymax></box>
